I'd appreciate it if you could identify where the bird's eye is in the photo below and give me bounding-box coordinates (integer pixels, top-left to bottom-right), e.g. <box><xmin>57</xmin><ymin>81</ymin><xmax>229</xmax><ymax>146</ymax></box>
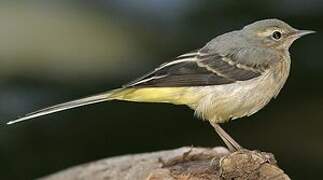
<box><xmin>272</xmin><ymin>30</ymin><xmax>282</xmax><ymax>40</ymax></box>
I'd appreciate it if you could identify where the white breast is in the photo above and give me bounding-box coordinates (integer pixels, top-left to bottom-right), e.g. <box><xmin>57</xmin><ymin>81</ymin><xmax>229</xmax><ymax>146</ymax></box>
<box><xmin>189</xmin><ymin>58</ymin><xmax>291</xmax><ymax>124</ymax></box>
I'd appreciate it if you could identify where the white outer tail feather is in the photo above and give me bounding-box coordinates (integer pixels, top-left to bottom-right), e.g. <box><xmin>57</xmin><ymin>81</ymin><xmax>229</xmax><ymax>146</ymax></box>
<box><xmin>7</xmin><ymin>89</ymin><xmax>121</xmax><ymax>125</ymax></box>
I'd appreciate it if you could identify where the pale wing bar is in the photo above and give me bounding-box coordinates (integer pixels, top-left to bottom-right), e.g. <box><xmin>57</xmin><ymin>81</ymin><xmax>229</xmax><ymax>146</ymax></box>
<box><xmin>124</xmin><ymin>53</ymin><xmax>263</xmax><ymax>88</ymax></box>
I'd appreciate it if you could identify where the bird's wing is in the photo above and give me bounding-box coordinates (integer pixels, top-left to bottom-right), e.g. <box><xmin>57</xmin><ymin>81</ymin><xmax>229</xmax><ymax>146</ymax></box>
<box><xmin>7</xmin><ymin>50</ymin><xmax>267</xmax><ymax>125</ymax></box>
<box><xmin>124</xmin><ymin>51</ymin><xmax>265</xmax><ymax>88</ymax></box>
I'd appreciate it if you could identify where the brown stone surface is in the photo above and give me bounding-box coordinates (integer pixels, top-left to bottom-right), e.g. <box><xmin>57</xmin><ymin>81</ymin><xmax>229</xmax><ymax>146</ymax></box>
<box><xmin>41</xmin><ymin>147</ymin><xmax>290</xmax><ymax>180</ymax></box>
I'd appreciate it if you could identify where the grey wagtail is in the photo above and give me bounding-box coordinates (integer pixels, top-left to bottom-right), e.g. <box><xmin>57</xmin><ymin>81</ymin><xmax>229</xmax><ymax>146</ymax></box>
<box><xmin>7</xmin><ymin>19</ymin><xmax>314</xmax><ymax>151</ymax></box>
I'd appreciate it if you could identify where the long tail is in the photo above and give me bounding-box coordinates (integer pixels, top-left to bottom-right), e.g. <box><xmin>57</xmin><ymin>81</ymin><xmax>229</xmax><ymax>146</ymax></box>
<box><xmin>7</xmin><ymin>88</ymin><xmax>126</xmax><ymax>125</ymax></box>
<box><xmin>7</xmin><ymin>87</ymin><xmax>192</xmax><ymax>125</ymax></box>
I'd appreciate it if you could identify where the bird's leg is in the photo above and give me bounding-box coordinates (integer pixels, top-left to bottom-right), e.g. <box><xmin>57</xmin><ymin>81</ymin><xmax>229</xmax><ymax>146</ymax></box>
<box><xmin>210</xmin><ymin>122</ymin><xmax>242</xmax><ymax>152</ymax></box>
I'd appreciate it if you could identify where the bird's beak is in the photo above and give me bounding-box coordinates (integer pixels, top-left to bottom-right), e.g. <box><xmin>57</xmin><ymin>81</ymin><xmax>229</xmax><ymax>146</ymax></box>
<box><xmin>285</xmin><ymin>29</ymin><xmax>315</xmax><ymax>48</ymax></box>
<box><xmin>293</xmin><ymin>30</ymin><xmax>316</xmax><ymax>38</ymax></box>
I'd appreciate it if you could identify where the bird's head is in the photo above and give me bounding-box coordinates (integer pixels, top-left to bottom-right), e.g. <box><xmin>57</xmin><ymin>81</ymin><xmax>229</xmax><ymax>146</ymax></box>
<box><xmin>242</xmin><ymin>18</ymin><xmax>315</xmax><ymax>51</ymax></box>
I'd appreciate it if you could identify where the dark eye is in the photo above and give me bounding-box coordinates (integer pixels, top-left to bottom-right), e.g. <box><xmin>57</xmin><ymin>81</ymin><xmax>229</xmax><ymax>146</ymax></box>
<box><xmin>272</xmin><ymin>31</ymin><xmax>282</xmax><ymax>40</ymax></box>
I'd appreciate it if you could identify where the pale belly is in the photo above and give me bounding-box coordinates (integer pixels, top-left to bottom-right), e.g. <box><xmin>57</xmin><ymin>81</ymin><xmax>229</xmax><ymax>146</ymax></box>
<box><xmin>187</xmin><ymin>69</ymin><xmax>288</xmax><ymax>123</ymax></box>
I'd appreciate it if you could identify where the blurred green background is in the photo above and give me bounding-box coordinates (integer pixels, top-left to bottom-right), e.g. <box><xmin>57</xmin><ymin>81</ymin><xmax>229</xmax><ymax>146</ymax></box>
<box><xmin>0</xmin><ymin>0</ymin><xmax>322</xmax><ymax>179</ymax></box>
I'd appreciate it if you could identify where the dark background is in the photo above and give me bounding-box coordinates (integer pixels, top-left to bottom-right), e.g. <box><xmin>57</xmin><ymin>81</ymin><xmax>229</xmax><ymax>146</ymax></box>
<box><xmin>0</xmin><ymin>0</ymin><xmax>322</xmax><ymax>179</ymax></box>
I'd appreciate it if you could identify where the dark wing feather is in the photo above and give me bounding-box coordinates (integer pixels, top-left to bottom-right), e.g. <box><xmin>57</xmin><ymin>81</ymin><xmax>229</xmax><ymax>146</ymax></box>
<box><xmin>198</xmin><ymin>54</ymin><xmax>263</xmax><ymax>81</ymax></box>
<box><xmin>124</xmin><ymin>53</ymin><xmax>264</xmax><ymax>88</ymax></box>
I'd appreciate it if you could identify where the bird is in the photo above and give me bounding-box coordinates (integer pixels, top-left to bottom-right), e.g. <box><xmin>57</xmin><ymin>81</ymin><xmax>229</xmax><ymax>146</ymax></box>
<box><xmin>7</xmin><ymin>18</ymin><xmax>314</xmax><ymax>152</ymax></box>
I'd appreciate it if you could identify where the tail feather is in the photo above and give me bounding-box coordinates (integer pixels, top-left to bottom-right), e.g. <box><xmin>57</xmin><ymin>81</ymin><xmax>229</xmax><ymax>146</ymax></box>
<box><xmin>7</xmin><ymin>87</ymin><xmax>193</xmax><ymax>125</ymax></box>
<box><xmin>7</xmin><ymin>89</ymin><xmax>124</xmax><ymax>125</ymax></box>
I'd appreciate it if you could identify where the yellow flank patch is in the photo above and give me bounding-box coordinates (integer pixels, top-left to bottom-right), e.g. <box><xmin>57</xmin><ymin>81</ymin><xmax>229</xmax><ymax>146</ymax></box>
<box><xmin>112</xmin><ymin>87</ymin><xmax>199</xmax><ymax>105</ymax></box>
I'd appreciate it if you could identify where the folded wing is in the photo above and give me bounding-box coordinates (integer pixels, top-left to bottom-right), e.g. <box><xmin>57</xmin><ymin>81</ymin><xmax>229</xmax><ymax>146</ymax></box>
<box><xmin>124</xmin><ymin>51</ymin><xmax>264</xmax><ymax>88</ymax></box>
